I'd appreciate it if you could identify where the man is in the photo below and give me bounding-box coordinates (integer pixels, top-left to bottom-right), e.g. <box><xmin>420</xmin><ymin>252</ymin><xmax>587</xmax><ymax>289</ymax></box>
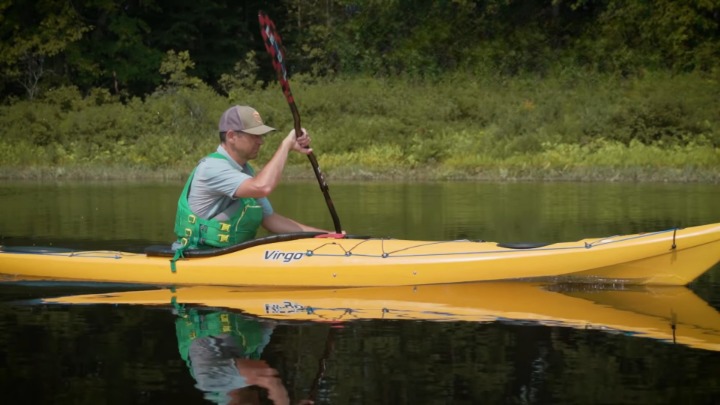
<box><xmin>173</xmin><ymin>105</ymin><xmax>327</xmax><ymax>255</ymax></box>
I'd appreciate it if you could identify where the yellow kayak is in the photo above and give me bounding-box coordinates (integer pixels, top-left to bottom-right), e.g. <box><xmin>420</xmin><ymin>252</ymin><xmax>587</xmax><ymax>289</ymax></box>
<box><xmin>2</xmin><ymin>222</ymin><xmax>720</xmax><ymax>287</ymax></box>
<box><xmin>45</xmin><ymin>282</ymin><xmax>720</xmax><ymax>352</ymax></box>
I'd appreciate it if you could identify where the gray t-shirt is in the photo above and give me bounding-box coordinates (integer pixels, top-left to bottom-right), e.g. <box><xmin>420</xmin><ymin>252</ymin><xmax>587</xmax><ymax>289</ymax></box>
<box><xmin>188</xmin><ymin>145</ymin><xmax>273</xmax><ymax>221</ymax></box>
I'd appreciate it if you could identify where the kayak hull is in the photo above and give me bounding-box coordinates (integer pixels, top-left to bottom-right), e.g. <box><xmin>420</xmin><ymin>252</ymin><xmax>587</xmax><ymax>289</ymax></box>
<box><xmin>2</xmin><ymin>222</ymin><xmax>720</xmax><ymax>287</ymax></box>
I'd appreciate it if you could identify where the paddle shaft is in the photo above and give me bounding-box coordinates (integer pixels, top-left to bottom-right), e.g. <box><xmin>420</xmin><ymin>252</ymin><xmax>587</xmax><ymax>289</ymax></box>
<box><xmin>306</xmin><ymin>326</ymin><xmax>336</xmax><ymax>401</ymax></box>
<box><xmin>258</xmin><ymin>11</ymin><xmax>342</xmax><ymax>233</ymax></box>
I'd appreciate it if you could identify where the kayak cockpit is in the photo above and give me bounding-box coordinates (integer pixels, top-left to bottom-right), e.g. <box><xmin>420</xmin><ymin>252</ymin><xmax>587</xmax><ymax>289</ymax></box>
<box><xmin>145</xmin><ymin>231</ymin><xmax>347</xmax><ymax>258</ymax></box>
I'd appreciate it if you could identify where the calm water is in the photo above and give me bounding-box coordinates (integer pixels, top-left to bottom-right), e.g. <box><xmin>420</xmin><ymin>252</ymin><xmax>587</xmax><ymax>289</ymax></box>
<box><xmin>1</xmin><ymin>180</ymin><xmax>719</xmax><ymax>404</ymax></box>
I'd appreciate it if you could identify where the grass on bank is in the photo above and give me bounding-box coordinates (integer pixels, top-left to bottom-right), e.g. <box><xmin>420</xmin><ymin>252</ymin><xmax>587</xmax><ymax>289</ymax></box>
<box><xmin>1</xmin><ymin>70</ymin><xmax>718</xmax><ymax>183</ymax></box>
<box><xmin>3</xmin><ymin>139</ymin><xmax>718</xmax><ymax>183</ymax></box>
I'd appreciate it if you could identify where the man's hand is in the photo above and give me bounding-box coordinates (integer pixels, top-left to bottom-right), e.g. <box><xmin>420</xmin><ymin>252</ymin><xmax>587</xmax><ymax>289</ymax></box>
<box><xmin>236</xmin><ymin>359</ymin><xmax>290</xmax><ymax>404</ymax></box>
<box><xmin>285</xmin><ymin>128</ymin><xmax>313</xmax><ymax>155</ymax></box>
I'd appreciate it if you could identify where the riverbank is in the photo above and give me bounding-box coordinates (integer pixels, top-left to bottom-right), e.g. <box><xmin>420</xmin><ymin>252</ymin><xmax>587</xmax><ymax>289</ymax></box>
<box><xmin>1</xmin><ymin>71</ymin><xmax>718</xmax><ymax>183</ymax></box>
<box><xmin>2</xmin><ymin>153</ymin><xmax>718</xmax><ymax>183</ymax></box>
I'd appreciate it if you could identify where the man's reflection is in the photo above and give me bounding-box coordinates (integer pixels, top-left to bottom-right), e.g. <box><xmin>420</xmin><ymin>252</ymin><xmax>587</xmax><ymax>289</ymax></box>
<box><xmin>174</xmin><ymin>305</ymin><xmax>309</xmax><ymax>404</ymax></box>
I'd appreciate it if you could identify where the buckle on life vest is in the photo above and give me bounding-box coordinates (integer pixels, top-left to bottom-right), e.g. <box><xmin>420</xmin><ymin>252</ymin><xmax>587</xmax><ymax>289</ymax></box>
<box><xmin>219</xmin><ymin>234</ymin><xmax>229</xmax><ymax>243</ymax></box>
<box><xmin>187</xmin><ymin>214</ymin><xmax>196</xmax><ymax>224</ymax></box>
<box><xmin>180</xmin><ymin>237</ymin><xmax>189</xmax><ymax>247</ymax></box>
<box><xmin>220</xmin><ymin>223</ymin><xmax>231</xmax><ymax>232</ymax></box>
<box><xmin>220</xmin><ymin>313</ymin><xmax>231</xmax><ymax>332</ymax></box>
<box><xmin>184</xmin><ymin>228</ymin><xmax>192</xmax><ymax>237</ymax></box>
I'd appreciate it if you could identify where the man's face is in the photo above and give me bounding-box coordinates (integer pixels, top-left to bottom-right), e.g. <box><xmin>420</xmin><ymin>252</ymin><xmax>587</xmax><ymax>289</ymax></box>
<box><xmin>230</xmin><ymin>130</ymin><xmax>265</xmax><ymax>160</ymax></box>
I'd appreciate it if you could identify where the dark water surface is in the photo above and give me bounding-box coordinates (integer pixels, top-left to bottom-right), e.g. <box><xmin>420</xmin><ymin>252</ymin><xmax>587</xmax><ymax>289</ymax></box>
<box><xmin>1</xmin><ymin>180</ymin><xmax>719</xmax><ymax>404</ymax></box>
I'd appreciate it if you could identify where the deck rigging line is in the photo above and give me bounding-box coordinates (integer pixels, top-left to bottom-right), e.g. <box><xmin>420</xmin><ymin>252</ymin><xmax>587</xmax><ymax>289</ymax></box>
<box><xmin>305</xmin><ymin>228</ymin><xmax>679</xmax><ymax>259</ymax></box>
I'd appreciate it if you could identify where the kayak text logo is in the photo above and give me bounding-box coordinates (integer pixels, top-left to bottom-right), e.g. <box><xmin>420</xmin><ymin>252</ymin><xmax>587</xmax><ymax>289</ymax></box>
<box><xmin>265</xmin><ymin>301</ymin><xmax>305</xmax><ymax>314</ymax></box>
<box><xmin>264</xmin><ymin>250</ymin><xmax>305</xmax><ymax>263</ymax></box>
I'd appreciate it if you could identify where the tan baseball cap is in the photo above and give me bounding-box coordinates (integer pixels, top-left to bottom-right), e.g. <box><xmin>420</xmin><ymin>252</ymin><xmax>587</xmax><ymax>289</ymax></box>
<box><xmin>218</xmin><ymin>105</ymin><xmax>276</xmax><ymax>135</ymax></box>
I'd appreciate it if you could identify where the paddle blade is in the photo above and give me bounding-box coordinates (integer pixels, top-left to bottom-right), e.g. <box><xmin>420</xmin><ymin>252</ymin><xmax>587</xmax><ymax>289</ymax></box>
<box><xmin>258</xmin><ymin>11</ymin><xmax>294</xmax><ymax>104</ymax></box>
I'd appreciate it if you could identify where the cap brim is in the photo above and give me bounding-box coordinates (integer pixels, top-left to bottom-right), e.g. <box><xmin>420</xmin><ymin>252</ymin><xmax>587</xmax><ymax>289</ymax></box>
<box><xmin>243</xmin><ymin>125</ymin><xmax>276</xmax><ymax>136</ymax></box>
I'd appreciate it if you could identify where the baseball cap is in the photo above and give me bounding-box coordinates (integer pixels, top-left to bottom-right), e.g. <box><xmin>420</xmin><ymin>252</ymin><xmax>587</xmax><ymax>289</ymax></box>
<box><xmin>218</xmin><ymin>105</ymin><xmax>276</xmax><ymax>135</ymax></box>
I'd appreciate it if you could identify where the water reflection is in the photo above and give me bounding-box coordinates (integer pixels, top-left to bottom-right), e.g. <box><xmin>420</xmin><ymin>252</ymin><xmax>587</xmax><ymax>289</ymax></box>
<box><xmin>173</xmin><ymin>303</ymin><xmax>313</xmax><ymax>405</ymax></box>
<box><xmin>48</xmin><ymin>282</ymin><xmax>720</xmax><ymax>353</ymax></box>
<box><xmin>2</xmin><ymin>181</ymin><xmax>719</xmax><ymax>245</ymax></box>
<box><xmin>12</xmin><ymin>281</ymin><xmax>718</xmax><ymax>403</ymax></box>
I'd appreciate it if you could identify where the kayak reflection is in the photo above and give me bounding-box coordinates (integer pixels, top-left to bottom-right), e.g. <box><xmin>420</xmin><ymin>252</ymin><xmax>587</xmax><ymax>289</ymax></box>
<box><xmin>46</xmin><ymin>282</ymin><xmax>720</xmax><ymax>352</ymax></box>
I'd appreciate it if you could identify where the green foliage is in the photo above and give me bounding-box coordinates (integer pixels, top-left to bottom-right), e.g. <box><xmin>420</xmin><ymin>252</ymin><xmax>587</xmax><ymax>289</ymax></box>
<box><xmin>0</xmin><ymin>1</ymin><xmax>90</xmax><ymax>99</ymax></box>
<box><xmin>595</xmin><ymin>0</ymin><xmax>720</xmax><ymax>72</ymax></box>
<box><xmin>61</xmin><ymin>0</ymin><xmax>163</xmax><ymax>97</ymax></box>
<box><xmin>1</xmin><ymin>68</ymin><xmax>719</xmax><ymax>182</ymax></box>
<box><xmin>218</xmin><ymin>51</ymin><xmax>263</xmax><ymax>96</ymax></box>
<box><xmin>158</xmin><ymin>50</ymin><xmax>204</xmax><ymax>90</ymax></box>
<box><xmin>605</xmin><ymin>72</ymin><xmax>719</xmax><ymax>146</ymax></box>
<box><xmin>2</xmin><ymin>0</ymin><xmax>720</xmax><ymax>102</ymax></box>
<box><xmin>0</xmin><ymin>82</ymin><xmax>226</xmax><ymax>170</ymax></box>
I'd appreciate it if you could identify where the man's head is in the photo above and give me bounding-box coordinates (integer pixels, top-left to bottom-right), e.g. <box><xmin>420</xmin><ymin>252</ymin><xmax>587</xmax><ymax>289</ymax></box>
<box><xmin>218</xmin><ymin>106</ymin><xmax>276</xmax><ymax>163</ymax></box>
<box><xmin>218</xmin><ymin>106</ymin><xmax>275</xmax><ymax>141</ymax></box>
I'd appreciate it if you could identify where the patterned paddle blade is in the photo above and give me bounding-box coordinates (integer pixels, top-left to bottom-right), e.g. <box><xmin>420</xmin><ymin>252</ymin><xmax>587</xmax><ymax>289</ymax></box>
<box><xmin>258</xmin><ymin>11</ymin><xmax>294</xmax><ymax>105</ymax></box>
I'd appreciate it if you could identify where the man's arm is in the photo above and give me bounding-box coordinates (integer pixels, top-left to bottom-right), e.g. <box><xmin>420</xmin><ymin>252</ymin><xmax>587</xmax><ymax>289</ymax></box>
<box><xmin>262</xmin><ymin>213</ymin><xmax>329</xmax><ymax>234</ymax></box>
<box><xmin>235</xmin><ymin>129</ymin><xmax>311</xmax><ymax>199</ymax></box>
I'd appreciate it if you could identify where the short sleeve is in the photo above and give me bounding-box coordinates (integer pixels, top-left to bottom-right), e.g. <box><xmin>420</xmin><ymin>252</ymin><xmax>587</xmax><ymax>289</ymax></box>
<box><xmin>188</xmin><ymin>158</ymin><xmax>250</xmax><ymax>219</ymax></box>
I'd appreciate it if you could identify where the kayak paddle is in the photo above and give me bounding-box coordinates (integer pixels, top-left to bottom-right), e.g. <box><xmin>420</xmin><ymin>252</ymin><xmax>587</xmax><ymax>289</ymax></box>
<box><xmin>258</xmin><ymin>11</ymin><xmax>343</xmax><ymax>234</ymax></box>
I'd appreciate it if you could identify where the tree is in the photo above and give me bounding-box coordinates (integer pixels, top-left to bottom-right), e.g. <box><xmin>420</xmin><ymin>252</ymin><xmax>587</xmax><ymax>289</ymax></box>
<box><xmin>0</xmin><ymin>1</ymin><xmax>90</xmax><ymax>99</ymax></box>
<box><xmin>158</xmin><ymin>49</ymin><xmax>203</xmax><ymax>89</ymax></box>
<box><xmin>62</xmin><ymin>0</ymin><xmax>165</xmax><ymax>97</ymax></box>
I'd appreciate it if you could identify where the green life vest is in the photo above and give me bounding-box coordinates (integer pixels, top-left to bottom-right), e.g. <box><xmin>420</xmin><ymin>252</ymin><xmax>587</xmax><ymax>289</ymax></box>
<box><xmin>175</xmin><ymin>308</ymin><xmax>268</xmax><ymax>369</ymax></box>
<box><xmin>170</xmin><ymin>153</ymin><xmax>263</xmax><ymax>270</ymax></box>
